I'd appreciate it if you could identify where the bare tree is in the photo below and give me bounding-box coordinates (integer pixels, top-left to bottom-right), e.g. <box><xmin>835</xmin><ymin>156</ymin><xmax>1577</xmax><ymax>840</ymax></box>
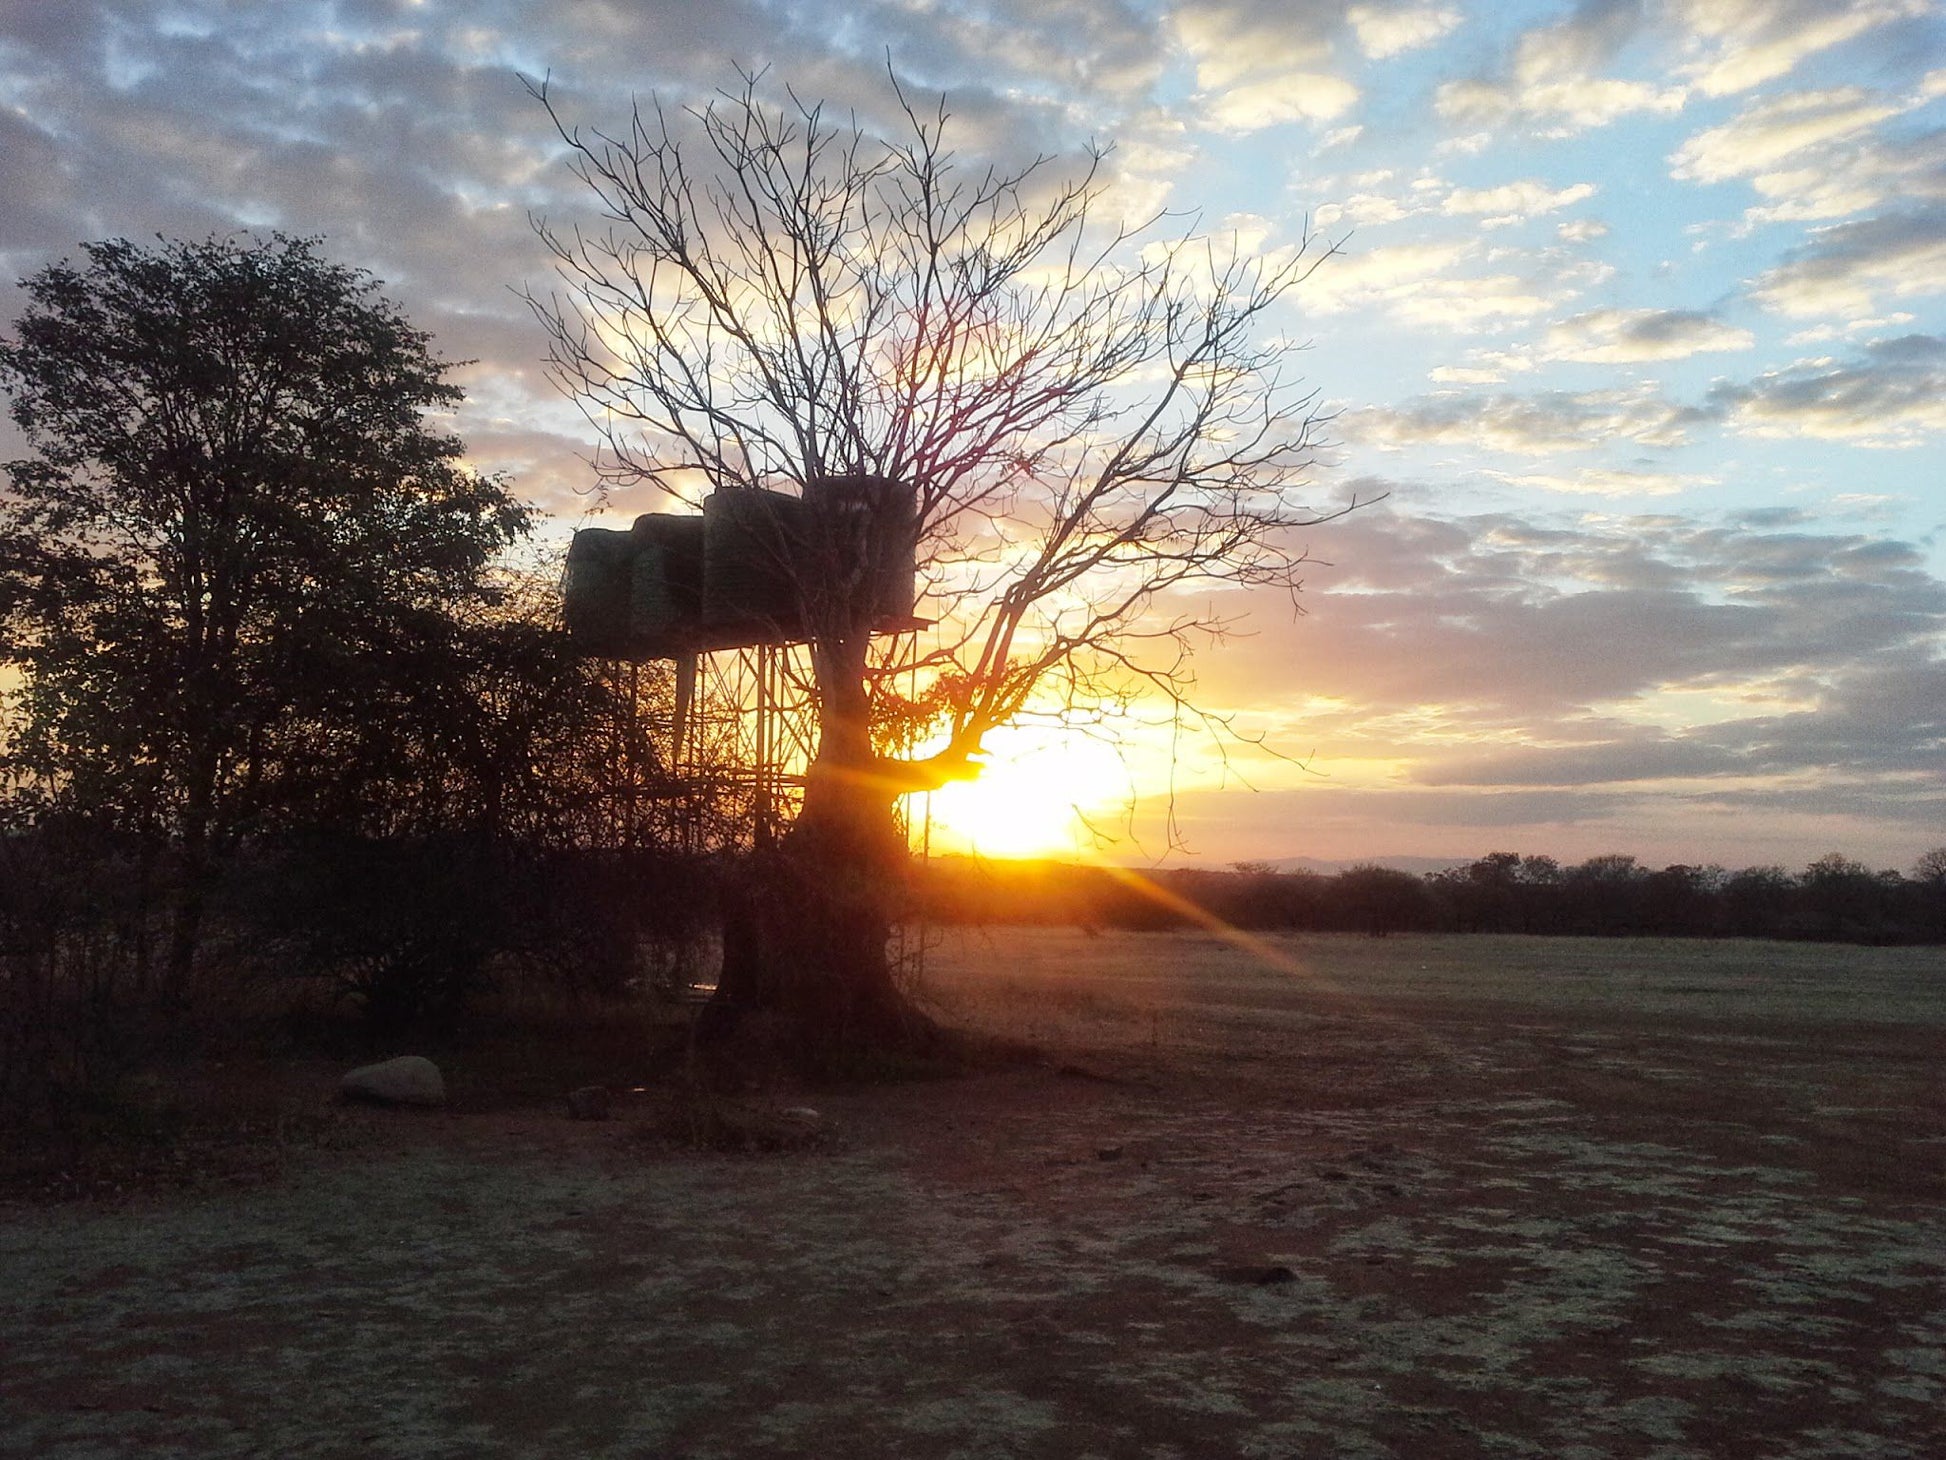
<box><xmin>526</xmin><ymin>71</ymin><xmax>1354</xmax><ymax>1064</ymax></box>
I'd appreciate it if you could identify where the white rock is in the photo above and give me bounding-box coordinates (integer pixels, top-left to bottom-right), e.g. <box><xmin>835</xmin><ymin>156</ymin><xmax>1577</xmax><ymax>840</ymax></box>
<box><xmin>341</xmin><ymin>1055</ymin><xmax>446</xmax><ymax>1107</ymax></box>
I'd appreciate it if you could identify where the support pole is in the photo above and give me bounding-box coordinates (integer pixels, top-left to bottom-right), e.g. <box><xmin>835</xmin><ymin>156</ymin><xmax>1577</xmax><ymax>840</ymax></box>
<box><xmin>673</xmin><ymin>651</ymin><xmax>696</xmax><ymax>762</ymax></box>
<box><xmin>753</xmin><ymin>645</ymin><xmax>774</xmax><ymax>849</ymax></box>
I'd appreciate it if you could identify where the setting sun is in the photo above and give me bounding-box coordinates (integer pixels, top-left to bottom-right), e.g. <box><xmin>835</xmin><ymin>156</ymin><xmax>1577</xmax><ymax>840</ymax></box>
<box><xmin>920</xmin><ymin>727</ymin><xmax>1135</xmax><ymax>859</ymax></box>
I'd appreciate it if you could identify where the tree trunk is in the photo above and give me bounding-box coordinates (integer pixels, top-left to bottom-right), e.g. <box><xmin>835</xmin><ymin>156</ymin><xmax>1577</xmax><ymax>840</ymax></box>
<box><xmin>701</xmin><ymin>634</ymin><xmax>936</xmax><ymax>1071</ymax></box>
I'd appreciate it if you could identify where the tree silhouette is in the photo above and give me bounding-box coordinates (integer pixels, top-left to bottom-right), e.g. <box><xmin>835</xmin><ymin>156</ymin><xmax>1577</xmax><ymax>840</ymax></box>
<box><xmin>1914</xmin><ymin>847</ymin><xmax>1946</xmax><ymax>940</ymax></box>
<box><xmin>527</xmin><ymin>74</ymin><xmax>1352</xmax><ymax>1063</ymax></box>
<box><xmin>0</xmin><ymin>234</ymin><xmax>530</xmax><ymax>990</ymax></box>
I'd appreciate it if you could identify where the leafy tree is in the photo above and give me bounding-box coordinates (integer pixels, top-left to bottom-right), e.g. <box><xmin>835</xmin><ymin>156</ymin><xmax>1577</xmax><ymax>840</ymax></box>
<box><xmin>1431</xmin><ymin>852</ymin><xmax>1550</xmax><ymax>933</ymax></box>
<box><xmin>1333</xmin><ymin>864</ymin><xmax>1437</xmax><ymax>937</ymax></box>
<box><xmin>1914</xmin><ymin>847</ymin><xmax>1946</xmax><ymax>887</ymax></box>
<box><xmin>1722</xmin><ymin>864</ymin><xmax>1793</xmax><ymax>938</ymax></box>
<box><xmin>528</xmin><ymin>74</ymin><xmax>1351</xmax><ymax>1063</ymax></box>
<box><xmin>1561</xmin><ymin>853</ymin><xmax>1648</xmax><ymax>935</ymax></box>
<box><xmin>0</xmin><ymin>234</ymin><xmax>530</xmax><ymax>989</ymax></box>
<box><xmin>1641</xmin><ymin>863</ymin><xmax>1723</xmax><ymax>937</ymax></box>
<box><xmin>1798</xmin><ymin>852</ymin><xmax>1882</xmax><ymax>940</ymax></box>
<box><xmin>1911</xmin><ymin>847</ymin><xmax>1946</xmax><ymax>939</ymax></box>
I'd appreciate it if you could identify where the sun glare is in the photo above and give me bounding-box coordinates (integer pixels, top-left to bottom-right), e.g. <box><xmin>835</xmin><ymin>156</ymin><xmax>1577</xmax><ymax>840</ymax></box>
<box><xmin>921</xmin><ymin>728</ymin><xmax>1133</xmax><ymax>860</ymax></box>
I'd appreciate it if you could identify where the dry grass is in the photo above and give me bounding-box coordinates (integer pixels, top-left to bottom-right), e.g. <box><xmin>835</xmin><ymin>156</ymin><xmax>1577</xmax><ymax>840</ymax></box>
<box><xmin>915</xmin><ymin>926</ymin><xmax>1946</xmax><ymax>1045</ymax></box>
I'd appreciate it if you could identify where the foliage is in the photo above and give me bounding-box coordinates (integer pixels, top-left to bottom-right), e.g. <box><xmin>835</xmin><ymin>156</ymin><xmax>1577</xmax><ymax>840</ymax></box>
<box><xmin>0</xmin><ymin>232</ymin><xmax>790</xmax><ymax>1135</ymax></box>
<box><xmin>0</xmin><ymin>819</ymin><xmax>170</xmax><ymax>1133</ymax></box>
<box><xmin>1334</xmin><ymin>863</ymin><xmax>1442</xmax><ymax>937</ymax></box>
<box><xmin>257</xmin><ymin>832</ymin><xmax>718</xmax><ymax>1033</ymax></box>
<box><xmin>0</xmin><ymin>234</ymin><xmax>532</xmax><ymax>980</ymax></box>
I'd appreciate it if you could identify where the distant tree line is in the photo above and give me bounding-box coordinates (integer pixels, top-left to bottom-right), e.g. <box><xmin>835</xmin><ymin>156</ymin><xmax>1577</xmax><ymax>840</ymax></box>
<box><xmin>911</xmin><ymin>849</ymin><xmax>1946</xmax><ymax>946</ymax></box>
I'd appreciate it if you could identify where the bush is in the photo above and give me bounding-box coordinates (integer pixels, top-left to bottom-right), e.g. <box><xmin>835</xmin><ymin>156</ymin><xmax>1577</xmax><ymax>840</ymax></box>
<box><xmin>257</xmin><ymin>834</ymin><xmax>720</xmax><ymax>1033</ymax></box>
<box><xmin>0</xmin><ymin>822</ymin><xmax>173</xmax><ymax>1134</ymax></box>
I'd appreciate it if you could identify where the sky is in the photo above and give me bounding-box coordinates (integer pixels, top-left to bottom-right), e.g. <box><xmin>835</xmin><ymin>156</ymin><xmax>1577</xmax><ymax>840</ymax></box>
<box><xmin>1</xmin><ymin>0</ymin><xmax>1942</xmax><ymax>874</ymax></box>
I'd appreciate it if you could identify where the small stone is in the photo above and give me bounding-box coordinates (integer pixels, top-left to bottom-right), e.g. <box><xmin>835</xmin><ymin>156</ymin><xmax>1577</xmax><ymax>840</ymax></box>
<box><xmin>1097</xmin><ymin>1145</ymin><xmax>1125</xmax><ymax>1162</ymax></box>
<box><xmin>341</xmin><ymin>1056</ymin><xmax>445</xmax><ymax>1107</ymax></box>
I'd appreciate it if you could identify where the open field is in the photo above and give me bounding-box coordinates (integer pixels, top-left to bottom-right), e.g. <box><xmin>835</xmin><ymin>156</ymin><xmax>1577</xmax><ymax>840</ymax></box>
<box><xmin>4</xmin><ymin>930</ymin><xmax>1944</xmax><ymax>1458</ymax></box>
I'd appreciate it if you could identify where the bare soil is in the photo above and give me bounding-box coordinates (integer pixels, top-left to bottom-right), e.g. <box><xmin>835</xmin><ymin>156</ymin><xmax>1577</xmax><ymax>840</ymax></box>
<box><xmin>3</xmin><ymin>929</ymin><xmax>1943</xmax><ymax>1458</ymax></box>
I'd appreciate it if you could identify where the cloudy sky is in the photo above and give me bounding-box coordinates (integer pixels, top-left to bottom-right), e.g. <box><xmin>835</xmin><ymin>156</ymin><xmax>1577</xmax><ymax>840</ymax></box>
<box><xmin>2</xmin><ymin>0</ymin><xmax>1942</xmax><ymax>872</ymax></box>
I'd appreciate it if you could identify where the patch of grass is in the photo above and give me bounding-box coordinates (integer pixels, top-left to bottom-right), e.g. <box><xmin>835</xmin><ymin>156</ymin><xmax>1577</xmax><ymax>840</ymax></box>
<box><xmin>0</xmin><ymin>1059</ymin><xmax>351</xmax><ymax>1204</ymax></box>
<box><xmin>913</xmin><ymin>926</ymin><xmax>1946</xmax><ymax>1037</ymax></box>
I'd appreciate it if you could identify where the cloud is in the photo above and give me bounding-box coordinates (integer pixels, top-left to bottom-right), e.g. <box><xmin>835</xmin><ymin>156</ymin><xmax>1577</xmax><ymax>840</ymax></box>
<box><xmin>0</xmin><ymin>0</ymin><xmax>1172</xmax><ymax>493</ymax></box>
<box><xmin>1486</xmin><ymin>467</ymin><xmax>1708</xmax><ymax>497</ymax></box>
<box><xmin>1391</xmin><ymin>275</ymin><xmax>1560</xmax><ymax>328</ymax></box>
<box><xmin>1672</xmin><ymin>0</ymin><xmax>1932</xmax><ymax>98</ymax></box>
<box><xmin>1433</xmin><ymin>0</ymin><xmax>1686</xmax><ymax>135</ymax></box>
<box><xmin>1670</xmin><ymin>87</ymin><xmax>1902</xmax><ymax>183</ymax></box>
<box><xmin>1543</xmin><ymin>307</ymin><xmax>1754</xmax><ymax>362</ymax></box>
<box><xmin>1296</xmin><ymin>237</ymin><xmax>1467</xmax><ymax>305</ymax></box>
<box><xmin>1557</xmin><ymin>218</ymin><xmax>1610</xmax><ymax>244</ymax></box>
<box><xmin>891</xmin><ymin>0</ymin><xmax>1166</xmax><ymax>104</ymax></box>
<box><xmin>1187</xmin><ymin>502</ymin><xmax>1946</xmax><ymax>861</ymax></box>
<box><xmin>1436</xmin><ymin>72</ymin><xmax>1685</xmax><ymax>134</ymax></box>
<box><xmin>1346</xmin><ymin>4</ymin><xmax>1462</xmax><ymax>60</ymax></box>
<box><xmin>1312</xmin><ymin>191</ymin><xmax>1415</xmax><ymax>229</ymax></box>
<box><xmin>1441</xmin><ymin>178</ymin><xmax>1597</xmax><ymax>224</ymax></box>
<box><xmin>1294</xmin><ymin>231</ymin><xmax>1574</xmax><ymax>329</ymax></box>
<box><xmin>0</xmin><ymin>106</ymin><xmax>77</xmax><ymax>262</ymax></box>
<box><xmin>1274</xmin><ymin>504</ymin><xmax>1945</xmax><ymax>726</ymax></box>
<box><xmin>1433</xmin><ymin>0</ymin><xmax>1925</xmax><ymax>139</ymax></box>
<box><xmin>1784</xmin><ymin>312</ymin><xmax>1917</xmax><ymax>345</ymax></box>
<box><xmin>1089</xmin><ymin>107</ymin><xmax>1198</xmax><ymax>219</ymax></box>
<box><xmin>1171</xmin><ymin>0</ymin><xmax>1360</xmax><ymax>132</ymax></box>
<box><xmin>1388</xmin><ymin>328</ymin><xmax>1943</xmax><ymax>457</ymax></box>
<box><xmin>1198</xmin><ymin>72</ymin><xmax>1361</xmax><ymax>131</ymax></box>
<box><xmin>1428</xmin><ymin>364</ymin><xmax>1513</xmax><ymax>385</ymax></box>
<box><xmin>1411</xmin><ymin>641</ymin><xmax>1946</xmax><ymax>797</ymax></box>
<box><xmin>1750</xmin><ymin>208</ymin><xmax>1946</xmax><ymax>316</ymax></box>
<box><xmin>1668</xmin><ymin>83</ymin><xmax>1945</xmax><ymax>223</ymax></box>
<box><xmin>1348</xmin><ymin>384</ymin><xmax>1712</xmax><ymax>454</ymax></box>
<box><xmin>1709</xmin><ymin>334</ymin><xmax>1946</xmax><ymax>444</ymax></box>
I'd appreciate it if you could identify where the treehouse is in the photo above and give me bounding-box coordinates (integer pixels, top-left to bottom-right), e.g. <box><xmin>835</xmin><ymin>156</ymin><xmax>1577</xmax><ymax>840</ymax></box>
<box><xmin>564</xmin><ymin>477</ymin><xmax>926</xmax><ymax>850</ymax></box>
<box><xmin>563</xmin><ymin>476</ymin><xmax>921</xmax><ymax>661</ymax></box>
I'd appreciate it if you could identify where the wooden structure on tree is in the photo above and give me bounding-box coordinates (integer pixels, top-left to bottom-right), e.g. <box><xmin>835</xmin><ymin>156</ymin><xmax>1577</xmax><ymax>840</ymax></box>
<box><xmin>565</xmin><ymin>477</ymin><xmax>919</xmax><ymax>660</ymax></box>
<box><xmin>563</xmin><ymin>477</ymin><xmax>922</xmax><ymax>848</ymax></box>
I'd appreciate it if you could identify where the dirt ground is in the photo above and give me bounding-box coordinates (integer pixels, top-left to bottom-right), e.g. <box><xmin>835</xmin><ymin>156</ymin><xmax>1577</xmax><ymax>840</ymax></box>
<box><xmin>3</xmin><ymin>928</ymin><xmax>1943</xmax><ymax>1458</ymax></box>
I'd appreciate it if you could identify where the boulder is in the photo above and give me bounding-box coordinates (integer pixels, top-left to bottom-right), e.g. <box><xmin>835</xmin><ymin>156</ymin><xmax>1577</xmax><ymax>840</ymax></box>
<box><xmin>566</xmin><ymin>1085</ymin><xmax>612</xmax><ymax>1121</ymax></box>
<box><xmin>341</xmin><ymin>1055</ymin><xmax>446</xmax><ymax>1108</ymax></box>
